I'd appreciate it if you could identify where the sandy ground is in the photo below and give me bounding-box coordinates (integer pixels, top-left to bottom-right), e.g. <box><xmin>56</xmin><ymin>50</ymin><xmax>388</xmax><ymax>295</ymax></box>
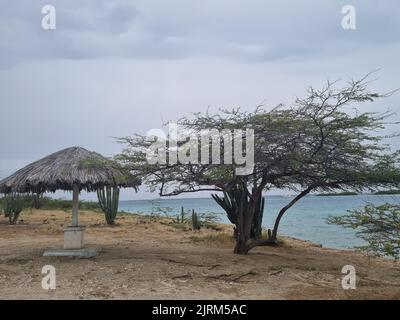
<box><xmin>0</xmin><ymin>209</ymin><xmax>399</xmax><ymax>300</ymax></box>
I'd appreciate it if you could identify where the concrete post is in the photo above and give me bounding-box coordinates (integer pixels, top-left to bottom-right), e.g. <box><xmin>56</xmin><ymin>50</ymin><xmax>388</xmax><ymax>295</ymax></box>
<box><xmin>71</xmin><ymin>184</ymin><xmax>79</xmax><ymax>226</ymax></box>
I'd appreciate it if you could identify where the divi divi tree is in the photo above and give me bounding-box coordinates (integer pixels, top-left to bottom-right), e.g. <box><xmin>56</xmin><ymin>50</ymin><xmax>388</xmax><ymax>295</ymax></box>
<box><xmin>118</xmin><ymin>75</ymin><xmax>400</xmax><ymax>254</ymax></box>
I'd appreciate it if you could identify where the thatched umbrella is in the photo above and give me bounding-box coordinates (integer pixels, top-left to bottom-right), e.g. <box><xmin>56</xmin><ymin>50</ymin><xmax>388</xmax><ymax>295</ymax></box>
<box><xmin>0</xmin><ymin>146</ymin><xmax>139</xmax><ymax>252</ymax></box>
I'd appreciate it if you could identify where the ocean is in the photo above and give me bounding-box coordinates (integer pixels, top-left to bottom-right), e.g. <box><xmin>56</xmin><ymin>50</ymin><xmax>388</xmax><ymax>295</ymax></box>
<box><xmin>119</xmin><ymin>194</ymin><xmax>400</xmax><ymax>250</ymax></box>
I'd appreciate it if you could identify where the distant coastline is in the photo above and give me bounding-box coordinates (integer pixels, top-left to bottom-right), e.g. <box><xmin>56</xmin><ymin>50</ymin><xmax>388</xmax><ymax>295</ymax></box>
<box><xmin>316</xmin><ymin>192</ymin><xmax>358</xmax><ymax>196</ymax></box>
<box><xmin>373</xmin><ymin>190</ymin><xmax>400</xmax><ymax>195</ymax></box>
<box><xmin>316</xmin><ymin>190</ymin><xmax>400</xmax><ymax>196</ymax></box>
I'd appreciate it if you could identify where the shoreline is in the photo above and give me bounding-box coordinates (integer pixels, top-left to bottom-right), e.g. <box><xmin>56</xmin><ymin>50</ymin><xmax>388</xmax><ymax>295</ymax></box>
<box><xmin>118</xmin><ymin>194</ymin><xmax>399</xmax><ymax>251</ymax></box>
<box><xmin>0</xmin><ymin>209</ymin><xmax>399</xmax><ymax>299</ymax></box>
<box><xmin>118</xmin><ymin>210</ymin><xmax>357</xmax><ymax>253</ymax></box>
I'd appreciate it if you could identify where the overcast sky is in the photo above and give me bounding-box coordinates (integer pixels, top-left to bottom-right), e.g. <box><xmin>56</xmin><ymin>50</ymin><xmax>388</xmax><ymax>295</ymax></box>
<box><xmin>0</xmin><ymin>0</ymin><xmax>399</xmax><ymax>200</ymax></box>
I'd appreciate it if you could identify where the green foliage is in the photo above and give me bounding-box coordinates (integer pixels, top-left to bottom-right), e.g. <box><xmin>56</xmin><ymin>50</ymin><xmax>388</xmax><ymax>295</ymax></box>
<box><xmin>38</xmin><ymin>197</ymin><xmax>100</xmax><ymax>210</ymax></box>
<box><xmin>147</xmin><ymin>199</ymin><xmax>173</xmax><ymax>219</ymax></box>
<box><xmin>3</xmin><ymin>193</ymin><xmax>24</xmax><ymax>224</ymax></box>
<box><xmin>118</xmin><ymin>75</ymin><xmax>400</xmax><ymax>254</ymax></box>
<box><xmin>97</xmin><ymin>186</ymin><xmax>120</xmax><ymax>225</ymax></box>
<box><xmin>197</xmin><ymin>211</ymin><xmax>220</xmax><ymax>229</ymax></box>
<box><xmin>327</xmin><ymin>203</ymin><xmax>400</xmax><ymax>260</ymax></box>
<box><xmin>211</xmin><ymin>190</ymin><xmax>239</xmax><ymax>225</ymax></box>
<box><xmin>0</xmin><ymin>196</ymin><xmax>100</xmax><ymax>211</ymax></box>
<box><xmin>168</xmin><ymin>206</ymin><xmax>220</xmax><ymax>231</ymax></box>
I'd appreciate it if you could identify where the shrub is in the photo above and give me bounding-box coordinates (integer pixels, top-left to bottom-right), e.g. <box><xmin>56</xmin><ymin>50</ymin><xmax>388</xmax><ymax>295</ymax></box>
<box><xmin>328</xmin><ymin>203</ymin><xmax>400</xmax><ymax>260</ymax></box>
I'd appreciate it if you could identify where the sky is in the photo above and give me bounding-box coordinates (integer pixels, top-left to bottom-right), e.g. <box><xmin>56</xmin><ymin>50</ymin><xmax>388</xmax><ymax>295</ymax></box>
<box><xmin>0</xmin><ymin>0</ymin><xmax>399</xmax><ymax>200</ymax></box>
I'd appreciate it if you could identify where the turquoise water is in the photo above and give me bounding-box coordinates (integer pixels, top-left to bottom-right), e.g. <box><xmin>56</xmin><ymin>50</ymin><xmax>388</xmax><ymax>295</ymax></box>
<box><xmin>119</xmin><ymin>194</ymin><xmax>400</xmax><ymax>250</ymax></box>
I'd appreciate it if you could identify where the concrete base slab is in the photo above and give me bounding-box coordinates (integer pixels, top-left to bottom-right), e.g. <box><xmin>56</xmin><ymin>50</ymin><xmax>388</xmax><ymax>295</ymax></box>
<box><xmin>43</xmin><ymin>246</ymin><xmax>101</xmax><ymax>258</ymax></box>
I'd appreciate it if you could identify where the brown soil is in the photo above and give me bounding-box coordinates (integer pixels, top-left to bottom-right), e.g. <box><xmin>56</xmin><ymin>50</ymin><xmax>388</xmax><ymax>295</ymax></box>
<box><xmin>0</xmin><ymin>209</ymin><xmax>399</xmax><ymax>300</ymax></box>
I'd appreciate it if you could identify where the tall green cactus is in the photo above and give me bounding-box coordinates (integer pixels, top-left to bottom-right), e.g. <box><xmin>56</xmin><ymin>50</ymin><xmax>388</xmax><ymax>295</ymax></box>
<box><xmin>31</xmin><ymin>192</ymin><xmax>44</xmax><ymax>209</ymax></box>
<box><xmin>173</xmin><ymin>206</ymin><xmax>187</xmax><ymax>224</ymax></box>
<box><xmin>97</xmin><ymin>186</ymin><xmax>120</xmax><ymax>225</ymax></box>
<box><xmin>3</xmin><ymin>193</ymin><xmax>23</xmax><ymax>225</ymax></box>
<box><xmin>181</xmin><ymin>206</ymin><xmax>186</xmax><ymax>223</ymax></box>
<box><xmin>191</xmin><ymin>209</ymin><xmax>201</xmax><ymax>230</ymax></box>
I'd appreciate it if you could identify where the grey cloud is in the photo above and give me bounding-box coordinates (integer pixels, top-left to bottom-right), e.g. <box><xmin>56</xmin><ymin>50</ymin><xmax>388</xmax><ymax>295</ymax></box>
<box><xmin>1</xmin><ymin>0</ymin><xmax>400</xmax><ymax>68</ymax></box>
<box><xmin>0</xmin><ymin>0</ymin><xmax>399</xmax><ymax>199</ymax></box>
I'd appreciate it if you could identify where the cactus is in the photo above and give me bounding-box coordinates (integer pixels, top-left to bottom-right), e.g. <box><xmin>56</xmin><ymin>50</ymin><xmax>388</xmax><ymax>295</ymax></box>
<box><xmin>3</xmin><ymin>193</ymin><xmax>23</xmax><ymax>225</ymax></box>
<box><xmin>173</xmin><ymin>207</ymin><xmax>187</xmax><ymax>224</ymax></box>
<box><xmin>211</xmin><ymin>188</ymin><xmax>244</xmax><ymax>225</ymax></box>
<box><xmin>181</xmin><ymin>206</ymin><xmax>185</xmax><ymax>223</ymax></box>
<box><xmin>31</xmin><ymin>192</ymin><xmax>44</xmax><ymax>209</ymax></box>
<box><xmin>97</xmin><ymin>186</ymin><xmax>120</xmax><ymax>225</ymax></box>
<box><xmin>212</xmin><ymin>186</ymin><xmax>265</xmax><ymax>239</ymax></box>
<box><xmin>191</xmin><ymin>209</ymin><xmax>201</xmax><ymax>230</ymax></box>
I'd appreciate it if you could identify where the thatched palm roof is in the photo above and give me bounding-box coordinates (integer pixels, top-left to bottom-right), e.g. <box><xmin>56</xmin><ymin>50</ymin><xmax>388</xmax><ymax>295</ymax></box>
<box><xmin>0</xmin><ymin>146</ymin><xmax>139</xmax><ymax>193</ymax></box>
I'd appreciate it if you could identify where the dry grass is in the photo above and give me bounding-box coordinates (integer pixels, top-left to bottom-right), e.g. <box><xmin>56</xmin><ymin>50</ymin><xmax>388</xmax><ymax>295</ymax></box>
<box><xmin>0</xmin><ymin>209</ymin><xmax>399</xmax><ymax>299</ymax></box>
<box><xmin>190</xmin><ymin>233</ymin><xmax>234</xmax><ymax>247</ymax></box>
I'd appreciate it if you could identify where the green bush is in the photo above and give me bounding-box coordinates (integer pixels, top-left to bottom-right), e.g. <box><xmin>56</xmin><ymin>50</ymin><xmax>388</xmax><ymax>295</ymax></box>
<box><xmin>328</xmin><ymin>203</ymin><xmax>400</xmax><ymax>260</ymax></box>
<box><xmin>168</xmin><ymin>207</ymin><xmax>220</xmax><ymax>231</ymax></box>
<box><xmin>39</xmin><ymin>197</ymin><xmax>100</xmax><ymax>211</ymax></box>
<box><xmin>0</xmin><ymin>195</ymin><xmax>100</xmax><ymax>212</ymax></box>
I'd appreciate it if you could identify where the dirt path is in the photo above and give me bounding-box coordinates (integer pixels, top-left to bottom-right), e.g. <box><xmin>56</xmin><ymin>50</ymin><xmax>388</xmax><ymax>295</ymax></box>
<box><xmin>0</xmin><ymin>210</ymin><xmax>399</xmax><ymax>299</ymax></box>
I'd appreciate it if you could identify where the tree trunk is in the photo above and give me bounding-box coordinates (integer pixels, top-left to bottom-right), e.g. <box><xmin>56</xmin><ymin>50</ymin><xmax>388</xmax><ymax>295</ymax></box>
<box><xmin>271</xmin><ymin>187</ymin><xmax>314</xmax><ymax>241</ymax></box>
<box><xmin>251</xmin><ymin>192</ymin><xmax>264</xmax><ymax>239</ymax></box>
<box><xmin>213</xmin><ymin>184</ymin><xmax>267</xmax><ymax>254</ymax></box>
<box><xmin>233</xmin><ymin>189</ymin><xmax>260</xmax><ymax>254</ymax></box>
<box><xmin>234</xmin><ymin>237</ymin><xmax>250</xmax><ymax>254</ymax></box>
